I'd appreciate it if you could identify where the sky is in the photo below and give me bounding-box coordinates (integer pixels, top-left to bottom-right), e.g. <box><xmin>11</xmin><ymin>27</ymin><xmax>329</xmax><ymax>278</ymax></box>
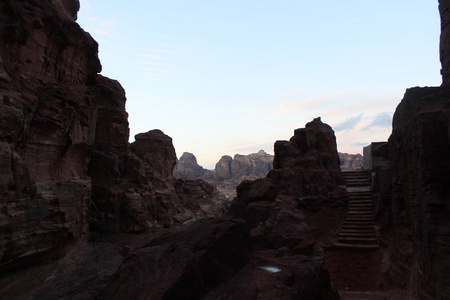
<box><xmin>77</xmin><ymin>0</ymin><xmax>442</xmax><ymax>169</ymax></box>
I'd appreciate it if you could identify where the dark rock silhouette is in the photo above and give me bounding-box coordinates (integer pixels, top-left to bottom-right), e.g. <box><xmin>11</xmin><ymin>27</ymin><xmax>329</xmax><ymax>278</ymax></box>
<box><xmin>370</xmin><ymin>2</ymin><xmax>450</xmax><ymax>298</ymax></box>
<box><xmin>375</xmin><ymin>87</ymin><xmax>450</xmax><ymax>299</ymax></box>
<box><xmin>440</xmin><ymin>0</ymin><xmax>450</xmax><ymax>84</ymax></box>
<box><xmin>229</xmin><ymin>118</ymin><xmax>347</xmax><ymax>259</ymax></box>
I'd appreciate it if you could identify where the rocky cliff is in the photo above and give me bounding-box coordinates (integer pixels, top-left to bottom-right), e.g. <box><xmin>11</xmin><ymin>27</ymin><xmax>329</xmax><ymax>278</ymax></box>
<box><xmin>372</xmin><ymin>1</ymin><xmax>450</xmax><ymax>298</ymax></box>
<box><xmin>376</xmin><ymin>86</ymin><xmax>450</xmax><ymax>299</ymax></box>
<box><xmin>0</xmin><ymin>0</ymin><xmax>223</xmax><ymax>273</ymax></box>
<box><xmin>0</xmin><ymin>0</ymin><xmax>101</xmax><ymax>271</ymax></box>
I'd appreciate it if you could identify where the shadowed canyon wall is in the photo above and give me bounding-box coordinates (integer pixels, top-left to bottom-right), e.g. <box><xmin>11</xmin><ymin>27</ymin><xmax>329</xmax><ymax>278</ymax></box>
<box><xmin>0</xmin><ymin>0</ymin><xmax>222</xmax><ymax>272</ymax></box>
<box><xmin>374</xmin><ymin>2</ymin><xmax>450</xmax><ymax>298</ymax></box>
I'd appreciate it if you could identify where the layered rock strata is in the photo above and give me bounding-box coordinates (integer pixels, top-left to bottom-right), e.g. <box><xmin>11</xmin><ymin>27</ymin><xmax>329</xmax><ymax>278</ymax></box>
<box><xmin>0</xmin><ymin>0</ymin><xmax>101</xmax><ymax>271</ymax></box>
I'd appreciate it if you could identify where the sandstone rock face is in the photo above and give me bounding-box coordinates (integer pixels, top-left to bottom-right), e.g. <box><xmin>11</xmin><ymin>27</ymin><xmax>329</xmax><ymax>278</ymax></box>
<box><xmin>215</xmin><ymin>155</ymin><xmax>233</xmax><ymax>181</ymax></box>
<box><xmin>231</xmin><ymin>150</ymin><xmax>273</xmax><ymax>178</ymax></box>
<box><xmin>338</xmin><ymin>152</ymin><xmax>363</xmax><ymax>171</ymax></box>
<box><xmin>229</xmin><ymin>118</ymin><xmax>347</xmax><ymax>258</ymax></box>
<box><xmin>131</xmin><ymin>130</ymin><xmax>176</xmax><ymax>179</ymax></box>
<box><xmin>376</xmin><ymin>87</ymin><xmax>450</xmax><ymax>299</ymax></box>
<box><xmin>173</xmin><ymin>152</ymin><xmax>208</xmax><ymax>179</ymax></box>
<box><xmin>0</xmin><ymin>0</ymin><xmax>100</xmax><ymax>271</ymax></box>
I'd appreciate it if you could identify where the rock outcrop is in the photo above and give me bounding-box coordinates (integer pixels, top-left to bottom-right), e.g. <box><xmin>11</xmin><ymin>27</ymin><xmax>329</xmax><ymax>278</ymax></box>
<box><xmin>173</xmin><ymin>152</ymin><xmax>208</xmax><ymax>179</ymax></box>
<box><xmin>338</xmin><ymin>152</ymin><xmax>363</xmax><ymax>171</ymax></box>
<box><xmin>229</xmin><ymin>118</ymin><xmax>347</xmax><ymax>258</ymax></box>
<box><xmin>212</xmin><ymin>150</ymin><xmax>273</xmax><ymax>182</ymax></box>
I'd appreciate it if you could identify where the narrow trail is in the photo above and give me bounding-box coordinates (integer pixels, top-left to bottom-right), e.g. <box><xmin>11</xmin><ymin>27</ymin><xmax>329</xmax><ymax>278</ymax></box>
<box><xmin>325</xmin><ymin>170</ymin><xmax>387</xmax><ymax>300</ymax></box>
<box><xmin>335</xmin><ymin>171</ymin><xmax>379</xmax><ymax>250</ymax></box>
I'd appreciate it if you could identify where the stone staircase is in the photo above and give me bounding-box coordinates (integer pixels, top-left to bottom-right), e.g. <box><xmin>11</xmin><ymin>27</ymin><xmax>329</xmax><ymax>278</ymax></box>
<box><xmin>334</xmin><ymin>171</ymin><xmax>379</xmax><ymax>250</ymax></box>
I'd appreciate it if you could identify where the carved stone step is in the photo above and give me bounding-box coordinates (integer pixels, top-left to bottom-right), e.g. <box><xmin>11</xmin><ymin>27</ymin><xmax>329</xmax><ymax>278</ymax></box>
<box><xmin>338</xmin><ymin>237</ymin><xmax>378</xmax><ymax>244</ymax></box>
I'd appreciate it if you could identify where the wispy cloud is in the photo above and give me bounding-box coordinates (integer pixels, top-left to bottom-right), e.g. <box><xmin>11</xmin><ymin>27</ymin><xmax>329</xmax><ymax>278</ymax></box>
<box><xmin>139</xmin><ymin>60</ymin><xmax>163</xmax><ymax>66</ymax></box>
<box><xmin>140</xmin><ymin>54</ymin><xmax>165</xmax><ymax>60</ymax></box>
<box><xmin>143</xmin><ymin>72</ymin><xmax>170</xmax><ymax>78</ymax></box>
<box><xmin>333</xmin><ymin>113</ymin><xmax>364</xmax><ymax>131</ymax></box>
<box><xmin>362</xmin><ymin>112</ymin><xmax>392</xmax><ymax>130</ymax></box>
<box><xmin>351</xmin><ymin>142</ymin><xmax>369</xmax><ymax>147</ymax></box>
<box><xmin>255</xmin><ymin>90</ymin><xmax>355</xmax><ymax>120</ymax></box>
<box><xmin>138</xmin><ymin>66</ymin><xmax>172</xmax><ymax>73</ymax></box>
<box><xmin>137</xmin><ymin>47</ymin><xmax>176</xmax><ymax>80</ymax></box>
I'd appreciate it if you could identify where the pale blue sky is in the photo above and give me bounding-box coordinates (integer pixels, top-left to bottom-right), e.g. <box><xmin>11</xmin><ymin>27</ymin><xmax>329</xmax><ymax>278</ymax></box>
<box><xmin>77</xmin><ymin>0</ymin><xmax>441</xmax><ymax>169</ymax></box>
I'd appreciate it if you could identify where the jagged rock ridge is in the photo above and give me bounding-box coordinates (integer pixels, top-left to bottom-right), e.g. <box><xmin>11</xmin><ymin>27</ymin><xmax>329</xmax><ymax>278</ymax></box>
<box><xmin>174</xmin><ymin>150</ymin><xmax>274</xmax><ymax>197</ymax></box>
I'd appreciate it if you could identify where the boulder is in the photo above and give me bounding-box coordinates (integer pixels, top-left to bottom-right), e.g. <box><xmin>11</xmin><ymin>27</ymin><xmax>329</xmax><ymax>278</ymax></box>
<box><xmin>102</xmin><ymin>218</ymin><xmax>251</xmax><ymax>300</ymax></box>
